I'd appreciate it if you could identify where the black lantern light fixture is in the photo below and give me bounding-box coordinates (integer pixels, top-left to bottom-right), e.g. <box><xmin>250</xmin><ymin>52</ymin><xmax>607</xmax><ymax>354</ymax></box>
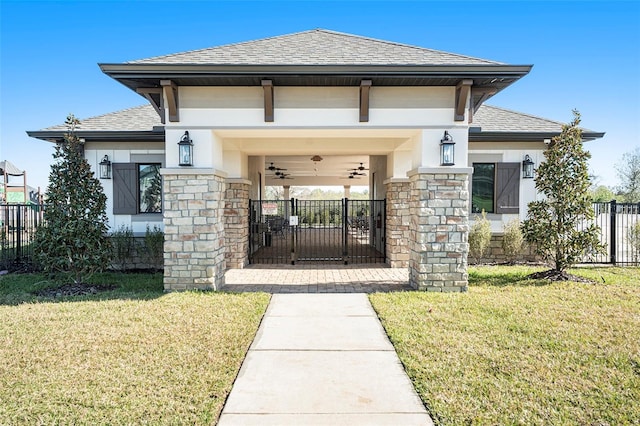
<box><xmin>99</xmin><ymin>155</ymin><xmax>111</xmax><ymax>179</ymax></box>
<box><xmin>440</xmin><ymin>131</ymin><xmax>455</xmax><ymax>166</ymax></box>
<box><xmin>178</xmin><ymin>131</ymin><xmax>193</xmax><ymax>166</ymax></box>
<box><xmin>522</xmin><ymin>154</ymin><xmax>535</xmax><ymax>179</ymax></box>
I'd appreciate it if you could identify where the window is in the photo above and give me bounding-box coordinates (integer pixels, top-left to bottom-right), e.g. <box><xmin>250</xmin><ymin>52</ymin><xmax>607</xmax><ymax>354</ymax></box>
<box><xmin>472</xmin><ymin>163</ymin><xmax>495</xmax><ymax>213</ymax></box>
<box><xmin>112</xmin><ymin>163</ymin><xmax>162</xmax><ymax>214</ymax></box>
<box><xmin>139</xmin><ymin>164</ymin><xmax>161</xmax><ymax>213</ymax></box>
<box><xmin>471</xmin><ymin>162</ymin><xmax>520</xmax><ymax>214</ymax></box>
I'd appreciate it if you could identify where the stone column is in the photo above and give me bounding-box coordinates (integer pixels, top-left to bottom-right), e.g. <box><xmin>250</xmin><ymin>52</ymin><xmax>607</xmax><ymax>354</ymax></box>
<box><xmin>283</xmin><ymin>185</ymin><xmax>291</xmax><ymax>219</ymax></box>
<box><xmin>344</xmin><ymin>185</ymin><xmax>351</xmax><ymax>198</ymax></box>
<box><xmin>161</xmin><ymin>168</ymin><xmax>227</xmax><ymax>291</ymax></box>
<box><xmin>408</xmin><ymin>169</ymin><xmax>470</xmax><ymax>292</ymax></box>
<box><xmin>225</xmin><ymin>179</ymin><xmax>251</xmax><ymax>270</ymax></box>
<box><xmin>384</xmin><ymin>179</ymin><xmax>411</xmax><ymax>268</ymax></box>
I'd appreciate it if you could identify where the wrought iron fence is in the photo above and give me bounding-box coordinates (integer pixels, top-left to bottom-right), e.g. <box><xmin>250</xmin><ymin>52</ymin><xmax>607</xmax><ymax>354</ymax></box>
<box><xmin>1</xmin><ymin>204</ymin><xmax>46</xmax><ymax>270</ymax></box>
<box><xmin>579</xmin><ymin>201</ymin><xmax>640</xmax><ymax>265</ymax></box>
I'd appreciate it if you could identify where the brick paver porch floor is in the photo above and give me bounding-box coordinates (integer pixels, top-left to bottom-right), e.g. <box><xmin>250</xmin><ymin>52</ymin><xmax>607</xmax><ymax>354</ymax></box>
<box><xmin>222</xmin><ymin>264</ymin><xmax>412</xmax><ymax>293</ymax></box>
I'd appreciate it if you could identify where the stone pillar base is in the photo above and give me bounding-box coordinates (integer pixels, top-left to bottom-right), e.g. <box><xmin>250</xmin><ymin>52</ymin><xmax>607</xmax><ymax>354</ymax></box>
<box><xmin>161</xmin><ymin>169</ymin><xmax>227</xmax><ymax>291</ymax></box>
<box><xmin>225</xmin><ymin>180</ymin><xmax>250</xmax><ymax>269</ymax></box>
<box><xmin>409</xmin><ymin>171</ymin><xmax>470</xmax><ymax>292</ymax></box>
<box><xmin>385</xmin><ymin>179</ymin><xmax>411</xmax><ymax>268</ymax></box>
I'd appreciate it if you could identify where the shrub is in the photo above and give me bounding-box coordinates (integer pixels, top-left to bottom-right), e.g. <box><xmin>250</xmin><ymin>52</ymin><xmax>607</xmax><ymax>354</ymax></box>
<box><xmin>144</xmin><ymin>225</ymin><xmax>164</xmax><ymax>272</ymax></box>
<box><xmin>110</xmin><ymin>225</ymin><xmax>136</xmax><ymax>271</ymax></box>
<box><xmin>502</xmin><ymin>219</ymin><xmax>524</xmax><ymax>264</ymax></box>
<box><xmin>469</xmin><ymin>211</ymin><xmax>492</xmax><ymax>264</ymax></box>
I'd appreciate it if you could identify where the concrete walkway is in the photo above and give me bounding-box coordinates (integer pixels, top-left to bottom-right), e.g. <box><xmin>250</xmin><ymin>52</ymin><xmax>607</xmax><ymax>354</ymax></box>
<box><xmin>218</xmin><ymin>293</ymin><xmax>433</xmax><ymax>425</ymax></box>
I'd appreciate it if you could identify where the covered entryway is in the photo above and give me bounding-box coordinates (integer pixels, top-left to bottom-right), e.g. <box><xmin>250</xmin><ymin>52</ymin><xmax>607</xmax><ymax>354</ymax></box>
<box><xmin>249</xmin><ymin>198</ymin><xmax>385</xmax><ymax>264</ymax></box>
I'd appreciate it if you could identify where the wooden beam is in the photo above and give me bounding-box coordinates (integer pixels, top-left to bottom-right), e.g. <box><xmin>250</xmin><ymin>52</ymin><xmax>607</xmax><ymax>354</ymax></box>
<box><xmin>468</xmin><ymin>88</ymin><xmax>497</xmax><ymax>123</ymax></box>
<box><xmin>261</xmin><ymin>79</ymin><xmax>274</xmax><ymax>122</ymax></box>
<box><xmin>455</xmin><ymin>79</ymin><xmax>473</xmax><ymax>122</ymax></box>
<box><xmin>359</xmin><ymin>80</ymin><xmax>372</xmax><ymax>122</ymax></box>
<box><xmin>136</xmin><ymin>88</ymin><xmax>165</xmax><ymax>123</ymax></box>
<box><xmin>160</xmin><ymin>80</ymin><xmax>179</xmax><ymax>122</ymax></box>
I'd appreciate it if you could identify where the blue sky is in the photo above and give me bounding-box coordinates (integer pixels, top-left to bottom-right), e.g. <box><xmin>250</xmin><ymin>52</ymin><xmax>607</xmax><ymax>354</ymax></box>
<box><xmin>1</xmin><ymin>0</ymin><xmax>639</xmax><ymax>191</ymax></box>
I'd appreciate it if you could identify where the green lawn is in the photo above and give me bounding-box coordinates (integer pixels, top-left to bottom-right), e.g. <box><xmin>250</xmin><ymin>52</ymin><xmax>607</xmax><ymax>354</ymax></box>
<box><xmin>370</xmin><ymin>266</ymin><xmax>640</xmax><ymax>425</ymax></box>
<box><xmin>0</xmin><ymin>273</ymin><xmax>270</xmax><ymax>425</ymax></box>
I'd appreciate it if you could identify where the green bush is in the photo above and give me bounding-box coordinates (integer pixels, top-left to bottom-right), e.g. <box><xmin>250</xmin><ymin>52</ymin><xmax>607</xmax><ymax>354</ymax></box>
<box><xmin>502</xmin><ymin>219</ymin><xmax>524</xmax><ymax>264</ymax></box>
<box><xmin>144</xmin><ymin>225</ymin><xmax>164</xmax><ymax>272</ymax></box>
<box><xmin>469</xmin><ymin>211</ymin><xmax>492</xmax><ymax>264</ymax></box>
<box><xmin>110</xmin><ymin>225</ymin><xmax>135</xmax><ymax>271</ymax></box>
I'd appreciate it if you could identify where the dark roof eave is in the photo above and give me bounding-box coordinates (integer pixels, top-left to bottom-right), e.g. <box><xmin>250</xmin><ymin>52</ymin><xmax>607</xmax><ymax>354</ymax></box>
<box><xmin>469</xmin><ymin>131</ymin><xmax>605</xmax><ymax>143</ymax></box>
<box><xmin>26</xmin><ymin>130</ymin><xmax>165</xmax><ymax>143</ymax></box>
<box><xmin>99</xmin><ymin>63</ymin><xmax>533</xmax><ymax>75</ymax></box>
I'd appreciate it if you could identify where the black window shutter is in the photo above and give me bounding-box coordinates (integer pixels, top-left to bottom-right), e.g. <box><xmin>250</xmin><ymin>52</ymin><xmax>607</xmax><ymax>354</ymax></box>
<box><xmin>496</xmin><ymin>163</ymin><xmax>520</xmax><ymax>214</ymax></box>
<box><xmin>112</xmin><ymin>163</ymin><xmax>137</xmax><ymax>214</ymax></box>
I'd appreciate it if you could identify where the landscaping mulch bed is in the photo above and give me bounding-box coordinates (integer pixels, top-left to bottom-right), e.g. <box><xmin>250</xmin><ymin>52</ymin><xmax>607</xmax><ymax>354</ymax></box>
<box><xmin>35</xmin><ymin>283</ymin><xmax>117</xmax><ymax>298</ymax></box>
<box><xmin>527</xmin><ymin>269</ymin><xmax>595</xmax><ymax>283</ymax></box>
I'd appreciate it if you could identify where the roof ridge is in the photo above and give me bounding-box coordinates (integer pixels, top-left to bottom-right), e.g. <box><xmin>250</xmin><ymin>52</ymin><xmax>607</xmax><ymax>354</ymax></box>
<box><xmin>128</xmin><ymin>28</ymin><xmax>502</xmax><ymax>65</ymax></box>
<box><xmin>482</xmin><ymin>104</ymin><xmax>566</xmax><ymax>126</ymax></box>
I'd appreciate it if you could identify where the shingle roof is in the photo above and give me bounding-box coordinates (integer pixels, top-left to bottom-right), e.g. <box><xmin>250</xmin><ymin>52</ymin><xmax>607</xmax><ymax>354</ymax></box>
<box><xmin>129</xmin><ymin>29</ymin><xmax>502</xmax><ymax>66</ymax></box>
<box><xmin>473</xmin><ymin>105</ymin><xmax>565</xmax><ymax>133</ymax></box>
<box><xmin>0</xmin><ymin>160</ymin><xmax>24</xmax><ymax>175</ymax></box>
<box><xmin>41</xmin><ymin>105</ymin><xmax>161</xmax><ymax>132</ymax></box>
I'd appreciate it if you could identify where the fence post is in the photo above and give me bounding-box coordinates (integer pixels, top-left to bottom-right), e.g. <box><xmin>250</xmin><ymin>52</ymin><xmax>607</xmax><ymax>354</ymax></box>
<box><xmin>290</xmin><ymin>198</ymin><xmax>295</xmax><ymax>265</ymax></box>
<box><xmin>610</xmin><ymin>199</ymin><xmax>617</xmax><ymax>264</ymax></box>
<box><xmin>343</xmin><ymin>198</ymin><xmax>349</xmax><ymax>265</ymax></box>
<box><xmin>15</xmin><ymin>205</ymin><xmax>22</xmax><ymax>263</ymax></box>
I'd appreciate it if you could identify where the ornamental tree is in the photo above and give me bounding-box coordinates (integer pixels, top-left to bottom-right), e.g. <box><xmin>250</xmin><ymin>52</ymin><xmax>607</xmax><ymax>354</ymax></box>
<box><xmin>34</xmin><ymin>115</ymin><xmax>112</xmax><ymax>283</ymax></box>
<box><xmin>521</xmin><ymin>110</ymin><xmax>605</xmax><ymax>275</ymax></box>
<box><xmin>615</xmin><ymin>147</ymin><xmax>640</xmax><ymax>202</ymax></box>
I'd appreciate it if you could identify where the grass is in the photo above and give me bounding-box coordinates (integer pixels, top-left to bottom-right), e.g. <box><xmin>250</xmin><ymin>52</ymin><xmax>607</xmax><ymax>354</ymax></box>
<box><xmin>0</xmin><ymin>272</ymin><xmax>270</xmax><ymax>425</ymax></box>
<box><xmin>370</xmin><ymin>266</ymin><xmax>640</xmax><ymax>425</ymax></box>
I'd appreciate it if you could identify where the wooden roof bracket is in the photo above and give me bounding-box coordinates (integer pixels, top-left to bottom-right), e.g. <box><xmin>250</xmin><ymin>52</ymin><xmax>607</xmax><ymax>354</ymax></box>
<box><xmin>160</xmin><ymin>80</ymin><xmax>179</xmax><ymax>122</ymax></box>
<box><xmin>469</xmin><ymin>88</ymin><xmax>497</xmax><ymax>123</ymax></box>
<box><xmin>359</xmin><ymin>80</ymin><xmax>372</xmax><ymax>122</ymax></box>
<box><xmin>455</xmin><ymin>79</ymin><xmax>473</xmax><ymax>122</ymax></box>
<box><xmin>261</xmin><ymin>79</ymin><xmax>274</xmax><ymax>122</ymax></box>
<box><xmin>136</xmin><ymin>87</ymin><xmax>165</xmax><ymax>124</ymax></box>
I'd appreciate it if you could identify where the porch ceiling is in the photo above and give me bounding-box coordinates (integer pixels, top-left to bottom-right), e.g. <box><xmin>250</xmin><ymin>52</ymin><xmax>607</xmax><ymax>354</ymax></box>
<box><xmin>220</xmin><ymin>128</ymin><xmax>415</xmax><ymax>186</ymax></box>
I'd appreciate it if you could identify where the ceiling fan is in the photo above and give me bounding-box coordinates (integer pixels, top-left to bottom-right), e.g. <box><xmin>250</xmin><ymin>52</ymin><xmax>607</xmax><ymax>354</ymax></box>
<box><xmin>341</xmin><ymin>171</ymin><xmax>365</xmax><ymax>179</ymax></box>
<box><xmin>349</xmin><ymin>162</ymin><xmax>369</xmax><ymax>172</ymax></box>
<box><xmin>267</xmin><ymin>162</ymin><xmax>287</xmax><ymax>172</ymax></box>
<box><xmin>272</xmin><ymin>173</ymin><xmax>293</xmax><ymax>180</ymax></box>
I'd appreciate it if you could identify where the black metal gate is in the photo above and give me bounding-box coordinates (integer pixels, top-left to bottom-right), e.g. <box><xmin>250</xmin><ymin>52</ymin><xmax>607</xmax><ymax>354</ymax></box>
<box><xmin>249</xmin><ymin>199</ymin><xmax>386</xmax><ymax>264</ymax></box>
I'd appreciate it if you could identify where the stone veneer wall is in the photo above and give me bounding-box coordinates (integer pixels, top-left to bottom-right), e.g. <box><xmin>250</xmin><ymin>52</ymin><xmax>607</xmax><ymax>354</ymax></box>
<box><xmin>162</xmin><ymin>171</ymin><xmax>226</xmax><ymax>291</ymax></box>
<box><xmin>473</xmin><ymin>234</ymin><xmax>542</xmax><ymax>264</ymax></box>
<box><xmin>409</xmin><ymin>172</ymin><xmax>469</xmax><ymax>292</ymax></box>
<box><xmin>385</xmin><ymin>180</ymin><xmax>411</xmax><ymax>268</ymax></box>
<box><xmin>224</xmin><ymin>180</ymin><xmax>250</xmax><ymax>269</ymax></box>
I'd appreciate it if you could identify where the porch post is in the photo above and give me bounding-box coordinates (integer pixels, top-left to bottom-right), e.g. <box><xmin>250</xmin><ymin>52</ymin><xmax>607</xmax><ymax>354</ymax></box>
<box><xmin>225</xmin><ymin>179</ymin><xmax>251</xmax><ymax>269</ymax></box>
<box><xmin>161</xmin><ymin>168</ymin><xmax>227</xmax><ymax>291</ymax></box>
<box><xmin>384</xmin><ymin>178</ymin><xmax>411</xmax><ymax>268</ymax></box>
<box><xmin>408</xmin><ymin>168</ymin><xmax>471</xmax><ymax>291</ymax></box>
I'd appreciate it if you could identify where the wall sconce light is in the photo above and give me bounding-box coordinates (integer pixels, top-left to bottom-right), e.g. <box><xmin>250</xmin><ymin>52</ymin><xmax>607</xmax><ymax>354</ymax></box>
<box><xmin>178</xmin><ymin>131</ymin><xmax>193</xmax><ymax>166</ymax></box>
<box><xmin>440</xmin><ymin>131</ymin><xmax>455</xmax><ymax>166</ymax></box>
<box><xmin>522</xmin><ymin>154</ymin><xmax>535</xmax><ymax>179</ymax></box>
<box><xmin>99</xmin><ymin>155</ymin><xmax>111</xmax><ymax>179</ymax></box>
